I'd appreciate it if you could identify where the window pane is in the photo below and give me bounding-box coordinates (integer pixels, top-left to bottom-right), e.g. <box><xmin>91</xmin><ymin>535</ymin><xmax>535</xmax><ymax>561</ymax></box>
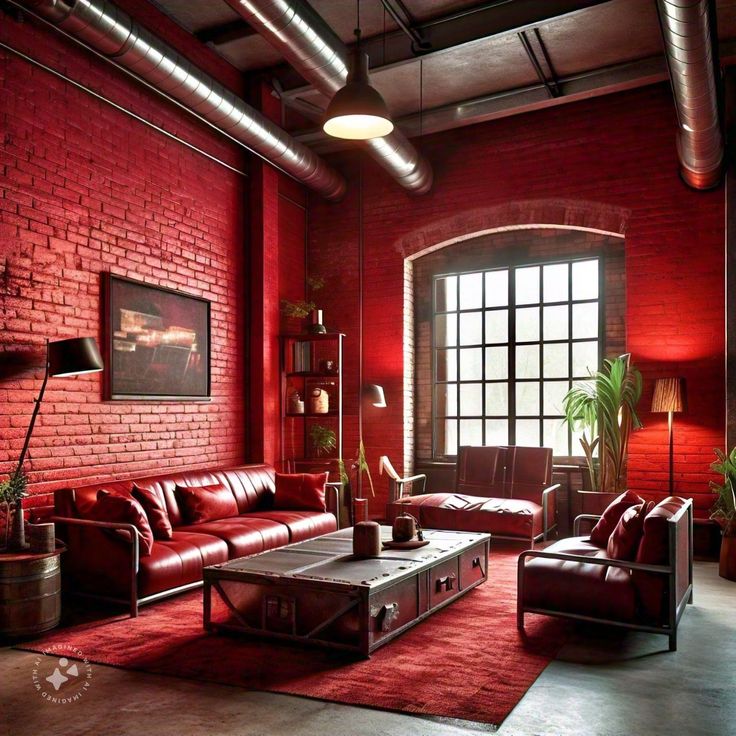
<box><xmin>543</xmin><ymin>263</ymin><xmax>568</xmax><ymax>303</ymax></box>
<box><xmin>436</xmin><ymin>348</ymin><xmax>457</xmax><ymax>381</ymax></box>
<box><xmin>459</xmin><ymin>312</ymin><xmax>482</xmax><ymax>346</ymax></box>
<box><xmin>516</xmin><ymin>382</ymin><xmax>540</xmax><ymax>416</ymax></box>
<box><xmin>543</xmin><ymin>380</ymin><xmax>569</xmax><ymax>415</ymax></box>
<box><xmin>485</xmin><ymin>382</ymin><xmax>508</xmax><ymax>415</ymax></box>
<box><xmin>572</xmin><ymin>341</ymin><xmax>599</xmax><ymax>376</ymax></box>
<box><xmin>459</xmin><ymin>272</ymin><xmax>483</xmax><ymax>310</ymax></box>
<box><xmin>460</xmin><ymin>419</ymin><xmax>483</xmax><ymax>446</ymax></box>
<box><xmin>435</xmin><ymin>313</ymin><xmax>457</xmax><ymax>347</ymax></box>
<box><xmin>459</xmin><ymin>347</ymin><xmax>483</xmax><ymax>380</ymax></box>
<box><xmin>485</xmin><ymin>270</ymin><xmax>508</xmax><ymax>307</ymax></box>
<box><xmin>443</xmin><ymin>419</ymin><xmax>458</xmax><ymax>455</ymax></box>
<box><xmin>572</xmin><ymin>302</ymin><xmax>598</xmax><ymax>339</ymax></box>
<box><xmin>543</xmin><ymin>343</ymin><xmax>568</xmax><ymax>378</ymax></box>
<box><xmin>515</xmin><ymin>266</ymin><xmax>539</xmax><ymax>305</ymax></box>
<box><xmin>516</xmin><ymin>307</ymin><xmax>539</xmax><ymax>342</ymax></box>
<box><xmin>484</xmin><ymin>346</ymin><xmax>508</xmax><ymax>380</ymax></box>
<box><xmin>485</xmin><ymin>419</ymin><xmax>508</xmax><ymax>446</ymax></box>
<box><xmin>459</xmin><ymin>383</ymin><xmax>482</xmax><ymax>416</ymax></box>
<box><xmin>435</xmin><ymin>276</ymin><xmax>457</xmax><ymax>312</ymax></box>
<box><xmin>572</xmin><ymin>260</ymin><xmax>598</xmax><ymax>300</ymax></box>
<box><xmin>485</xmin><ymin>309</ymin><xmax>508</xmax><ymax>344</ymax></box>
<box><xmin>516</xmin><ymin>345</ymin><xmax>540</xmax><ymax>379</ymax></box>
<box><xmin>435</xmin><ymin>384</ymin><xmax>457</xmax><ymax>416</ymax></box>
<box><xmin>516</xmin><ymin>419</ymin><xmax>540</xmax><ymax>447</ymax></box>
<box><xmin>544</xmin><ymin>418</ymin><xmax>569</xmax><ymax>456</ymax></box>
<box><xmin>543</xmin><ymin>305</ymin><xmax>568</xmax><ymax>341</ymax></box>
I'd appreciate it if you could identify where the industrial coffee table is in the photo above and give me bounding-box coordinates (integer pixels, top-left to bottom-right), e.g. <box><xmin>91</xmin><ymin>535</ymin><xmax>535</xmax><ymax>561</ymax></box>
<box><xmin>203</xmin><ymin>526</ymin><xmax>490</xmax><ymax>657</ymax></box>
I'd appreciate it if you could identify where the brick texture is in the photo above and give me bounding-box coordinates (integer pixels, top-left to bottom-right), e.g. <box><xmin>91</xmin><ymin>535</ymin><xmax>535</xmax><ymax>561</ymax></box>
<box><xmin>0</xmin><ymin>12</ymin><xmax>249</xmax><ymax>507</ymax></box>
<box><xmin>308</xmin><ymin>85</ymin><xmax>725</xmax><ymax>517</ymax></box>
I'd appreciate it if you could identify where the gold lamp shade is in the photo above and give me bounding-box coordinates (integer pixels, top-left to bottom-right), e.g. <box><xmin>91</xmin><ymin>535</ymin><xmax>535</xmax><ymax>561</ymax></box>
<box><xmin>651</xmin><ymin>377</ymin><xmax>686</xmax><ymax>414</ymax></box>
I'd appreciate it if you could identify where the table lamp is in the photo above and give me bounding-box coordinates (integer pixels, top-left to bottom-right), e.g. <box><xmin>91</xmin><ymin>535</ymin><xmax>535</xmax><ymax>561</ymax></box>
<box><xmin>651</xmin><ymin>377</ymin><xmax>686</xmax><ymax>496</ymax></box>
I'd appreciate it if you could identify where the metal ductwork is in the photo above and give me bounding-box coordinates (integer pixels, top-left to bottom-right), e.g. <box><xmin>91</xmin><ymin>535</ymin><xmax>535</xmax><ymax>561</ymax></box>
<box><xmin>226</xmin><ymin>0</ymin><xmax>434</xmax><ymax>195</ymax></box>
<box><xmin>657</xmin><ymin>0</ymin><xmax>724</xmax><ymax>189</ymax></box>
<box><xmin>17</xmin><ymin>0</ymin><xmax>346</xmax><ymax>201</ymax></box>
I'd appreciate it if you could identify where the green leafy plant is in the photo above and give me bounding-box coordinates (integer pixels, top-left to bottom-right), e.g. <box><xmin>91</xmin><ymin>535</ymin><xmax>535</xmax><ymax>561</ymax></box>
<box><xmin>0</xmin><ymin>471</ymin><xmax>28</xmax><ymax>550</ymax></box>
<box><xmin>309</xmin><ymin>424</ymin><xmax>336</xmax><ymax>456</ymax></box>
<box><xmin>710</xmin><ymin>447</ymin><xmax>736</xmax><ymax>537</ymax></box>
<box><xmin>563</xmin><ymin>354</ymin><xmax>643</xmax><ymax>494</ymax></box>
<box><xmin>354</xmin><ymin>440</ymin><xmax>375</xmax><ymax>498</ymax></box>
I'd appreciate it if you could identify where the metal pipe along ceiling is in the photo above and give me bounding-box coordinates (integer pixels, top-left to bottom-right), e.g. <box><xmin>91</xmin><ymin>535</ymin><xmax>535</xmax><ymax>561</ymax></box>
<box><xmin>17</xmin><ymin>0</ymin><xmax>346</xmax><ymax>201</ymax></box>
<box><xmin>657</xmin><ymin>0</ymin><xmax>724</xmax><ymax>189</ymax></box>
<box><xmin>227</xmin><ymin>0</ymin><xmax>434</xmax><ymax>195</ymax></box>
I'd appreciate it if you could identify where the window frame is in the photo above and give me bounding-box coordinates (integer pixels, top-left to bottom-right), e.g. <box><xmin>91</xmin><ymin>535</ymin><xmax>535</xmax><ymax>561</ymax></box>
<box><xmin>431</xmin><ymin>253</ymin><xmax>605</xmax><ymax>459</ymax></box>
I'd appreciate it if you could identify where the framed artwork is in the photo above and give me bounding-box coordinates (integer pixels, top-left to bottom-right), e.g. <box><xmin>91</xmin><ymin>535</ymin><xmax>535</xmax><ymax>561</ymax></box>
<box><xmin>103</xmin><ymin>273</ymin><xmax>211</xmax><ymax>400</ymax></box>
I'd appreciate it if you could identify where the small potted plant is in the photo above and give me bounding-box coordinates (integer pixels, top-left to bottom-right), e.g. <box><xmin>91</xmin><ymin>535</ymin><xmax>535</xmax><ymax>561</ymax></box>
<box><xmin>309</xmin><ymin>424</ymin><xmax>336</xmax><ymax>457</ymax></box>
<box><xmin>0</xmin><ymin>470</ymin><xmax>29</xmax><ymax>551</ymax></box>
<box><xmin>281</xmin><ymin>276</ymin><xmax>326</xmax><ymax>334</ymax></box>
<box><xmin>709</xmin><ymin>447</ymin><xmax>736</xmax><ymax>581</ymax></box>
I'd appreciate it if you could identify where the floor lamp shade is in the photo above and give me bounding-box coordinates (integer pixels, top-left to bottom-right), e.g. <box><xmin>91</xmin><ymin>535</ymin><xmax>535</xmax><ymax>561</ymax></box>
<box><xmin>651</xmin><ymin>377</ymin><xmax>686</xmax><ymax>414</ymax></box>
<box><xmin>48</xmin><ymin>337</ymin><xmax>104</xmax><ymax>377</ymax></box>
<box><xmin>363</xmin><ymin>384</ymin><xmax>387</xmax><ymax>408</ymax></box>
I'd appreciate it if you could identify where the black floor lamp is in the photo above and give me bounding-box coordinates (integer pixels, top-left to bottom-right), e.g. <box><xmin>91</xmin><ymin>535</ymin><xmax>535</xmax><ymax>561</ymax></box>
<box><xmin>7</xmin><ymin>337</ymin><xmax>103</xmax><ymax>550</ymax></box>
<box><xmin>651</xmin><ymin>377</ymin><xmax>686</xmax><ymax>496</ymax></box>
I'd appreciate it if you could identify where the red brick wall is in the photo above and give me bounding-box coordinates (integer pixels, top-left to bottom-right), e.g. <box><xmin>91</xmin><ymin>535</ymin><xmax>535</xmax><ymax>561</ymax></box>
<box><xmin>308</xmin><ymin>85</ymin><xmax>725</xmax><ymax>517</ymax></box>
<box><xmin>0</xmin><ymin>12</ymin><xmax>249</xmax><ymax>508</ymax></box>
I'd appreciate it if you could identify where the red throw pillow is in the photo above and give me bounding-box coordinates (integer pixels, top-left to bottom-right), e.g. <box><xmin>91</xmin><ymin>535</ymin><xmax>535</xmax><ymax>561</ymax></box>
<box><xmin>607</xmin><ymin>501</ymin><xmax>653</xmax><ymax>561</ymax></box>
<box><xmin>132</xmin><ymin>485</ymin><xmax>173</xmax><ymax>540</ymax></box>
<box><xmin>274</xmin><ymin>472</ymin><xmax>328</xmax><ymax>512</ymax></box>
<box><xmin>589</xmin><ymin>490</ymin><xmax>644</xmax><ymax>547</ymax></box>
<box><xmin>88</xmin><ymin>490</ymin><xmax>154</xmax><ymax>556</ymax></box>
<box><xmin>176</xmin><ymin>484</ymin><xmax>238</xmax><ymax>524</ymax></box>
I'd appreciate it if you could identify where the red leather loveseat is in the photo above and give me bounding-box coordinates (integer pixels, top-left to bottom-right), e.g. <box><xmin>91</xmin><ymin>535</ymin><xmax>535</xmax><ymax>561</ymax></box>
<box><xmin>386</xmin><ymin>446</ymin><xmax>559</xmax><ymax>545</ymax></box>
<box><xmin>53</xmin><ymin>464</ymin><xmax>337</xmax><ymax>616</ymax></box>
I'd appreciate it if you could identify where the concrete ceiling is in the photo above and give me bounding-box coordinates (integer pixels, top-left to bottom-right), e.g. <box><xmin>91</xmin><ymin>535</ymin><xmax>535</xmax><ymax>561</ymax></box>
<box><xmin>150</xmin><ymin>0</ymin><xmax>736</xmax><ymax>146</ymax></box>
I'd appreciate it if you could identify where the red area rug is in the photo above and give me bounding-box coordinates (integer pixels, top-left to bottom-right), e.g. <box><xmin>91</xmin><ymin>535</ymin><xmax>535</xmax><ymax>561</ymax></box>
<box><xmin>19</xmin><ymin>548</ymin><xmax>567</xmax><ymax>726</ymax></box>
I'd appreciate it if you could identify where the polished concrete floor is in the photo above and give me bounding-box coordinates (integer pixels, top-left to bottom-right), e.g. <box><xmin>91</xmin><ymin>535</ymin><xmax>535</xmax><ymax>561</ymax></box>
<box><xmin>4</xmin><ymin>560</ymin><xmax>735</xmax><ymax>736</ymax></box>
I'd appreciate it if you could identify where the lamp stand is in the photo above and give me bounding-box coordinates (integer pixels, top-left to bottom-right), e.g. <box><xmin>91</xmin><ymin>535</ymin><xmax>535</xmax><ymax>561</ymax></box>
<box><xmin>667</xmin><ymin>410</ymin><xmax>674</xmax><ymax>496</ymax></box>
<box><xmin>9</xmin><ymin>342</ymin><xmax>50</xmax><ymax>551</ymax></box>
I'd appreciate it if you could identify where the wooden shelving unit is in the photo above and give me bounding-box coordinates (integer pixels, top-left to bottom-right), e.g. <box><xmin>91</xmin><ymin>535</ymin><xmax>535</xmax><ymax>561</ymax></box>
<box><xmin>280</xmin><ymin>333</ymin><xmax>344</xmax><ymax>480</ymax></box>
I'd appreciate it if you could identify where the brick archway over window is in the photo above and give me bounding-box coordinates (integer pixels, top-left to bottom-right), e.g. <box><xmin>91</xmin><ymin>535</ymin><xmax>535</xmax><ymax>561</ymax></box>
<box><xmin>400</xmin><ymin>200</ymin><xmax>630</xmax><ymax>473</ymax></box>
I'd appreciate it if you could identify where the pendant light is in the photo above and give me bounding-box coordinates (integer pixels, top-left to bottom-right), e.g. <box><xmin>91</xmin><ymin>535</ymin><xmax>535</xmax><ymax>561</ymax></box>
<box><xmin>323</xmin><ymin>2</ymin><xmax>394</xmax><ymax>140</ymax></box>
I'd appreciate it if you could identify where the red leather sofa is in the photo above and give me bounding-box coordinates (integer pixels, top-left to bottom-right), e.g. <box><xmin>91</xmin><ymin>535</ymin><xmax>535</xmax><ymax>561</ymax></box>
<box><xmin>52</xmin><ymin>464</ymin><xmax>337</xmax><ymax>616</ymax></box>
<box><xmin>518</xmin><ymin>496</ymin><xmax>693</xmax><ymax>651</ymax></box>
<box><xmin>386</xmin><ymin>446</ymin><xmax>559</xmax><ymax>545</ymax></box>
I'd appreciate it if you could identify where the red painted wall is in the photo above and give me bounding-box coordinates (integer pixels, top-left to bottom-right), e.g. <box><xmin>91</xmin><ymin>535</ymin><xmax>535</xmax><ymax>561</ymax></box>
<box><xmin>308</xmin><ymin>85</ymin><xmax>725</xmax><ymax>517</ymax></box>
<box><xmin>0</xmin><ymin>12</ymin><xmax>250</xmax><ymax>508</ymax></box>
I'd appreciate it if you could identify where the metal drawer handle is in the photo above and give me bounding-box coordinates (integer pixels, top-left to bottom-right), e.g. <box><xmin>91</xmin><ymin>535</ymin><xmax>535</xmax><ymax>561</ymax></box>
<box><xmin>376</xmin><ymin>602</ymin><xmax>400</xmax><ymax>632</ymax></box>
<box><xmin>472</xmin><ymin>556</ymin><xmax>481</xmax><ymax>568</ymax></box>
<box><xmin>436</xmin><ymin>574</ymin><xmax>456</xmax><ymax>593</ymax></box>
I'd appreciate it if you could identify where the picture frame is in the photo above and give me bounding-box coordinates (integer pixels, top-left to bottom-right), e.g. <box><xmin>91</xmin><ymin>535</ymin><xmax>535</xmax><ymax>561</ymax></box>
<box><xmin>103</xmin><ymin>273</ymin><xmax>211</xmax><ymax>400</ymax></box>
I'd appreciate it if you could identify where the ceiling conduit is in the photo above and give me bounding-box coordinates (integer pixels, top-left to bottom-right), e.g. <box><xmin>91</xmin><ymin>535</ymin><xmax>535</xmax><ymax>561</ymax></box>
<box><xmin>16</xmin><ymin>0</ymin><xmax>347</xmax><ymax>201</ymax></box>
<box><xmin>225</xmin><ymin>0</ymin><xmax>434</xmax><ymax>195</ymax></box>
<box><xmin>657</xmin><ymin>0</ymin><xmax>724</xmax><ymax>189</ymax></box>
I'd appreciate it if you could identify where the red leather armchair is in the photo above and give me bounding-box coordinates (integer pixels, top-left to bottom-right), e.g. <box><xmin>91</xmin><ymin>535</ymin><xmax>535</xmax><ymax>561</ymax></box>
<box><xmin>517</xmin><ymin>497</ymin><xmax>693</xmax><ymax>651</ymax></box>
<box><xmin>385</xmin><ymin>446</ymin><xmax>559</xmax><ymax>545</ymax></box>
<box><xmin>52</xmin><ymin>464</ymin><xmax>338</xmax><ymax>616</ymax></box>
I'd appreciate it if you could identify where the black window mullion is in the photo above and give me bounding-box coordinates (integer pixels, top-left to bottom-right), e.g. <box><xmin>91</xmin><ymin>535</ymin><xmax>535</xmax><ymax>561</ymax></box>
<box><xmin>508</xmin><ymin>268</ymin><xmax>516</xmax><ymax>446</ymax></box>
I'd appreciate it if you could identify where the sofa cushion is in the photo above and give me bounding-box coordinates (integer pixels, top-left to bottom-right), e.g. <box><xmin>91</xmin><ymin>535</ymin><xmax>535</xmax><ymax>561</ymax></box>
<box><xmin>132</xmin><ymin>485</ymin><xmax>173</xmax><ymax>540</ymax></box>
<box><xmin>246</xmin><ymin>511</ymin><xmax>337</xmax><ymax>543</ymax></box>
<box><xmin>607</xmin><ymin>502</ymin><xmax>652</xmax><ymax>561</ymax></box>
<box><xmin>176</xmin><ymin>517</ymin><xmax>290</xmax><ymax>558</ymax></box>
<box><xmin>389</xmin><ymin>493</ymin><xmax>543</xmax><ymax>539</ymax></box>
<box><xmin>521</xmin><ymin>535</ymin><xmax>638</xmax><ymax>621</ymax></box>
<box><xmin>88</xmin><ymin>490</ymin><xmax>154</xmax><ymax>556</ymax></box>
<box><xmin>590</xmin><ymin>490</ymin><xmax>644</xmax><ymax>547</ymax></box>
<box><xmin>274</xmin><ymin>472</ymin><xmax>328</xmax><ymax>512</ymax></box>
<box><xmin>176</xmin><ymin>483</ymin><xmax>239</xmax><ymax>524</ymax></box>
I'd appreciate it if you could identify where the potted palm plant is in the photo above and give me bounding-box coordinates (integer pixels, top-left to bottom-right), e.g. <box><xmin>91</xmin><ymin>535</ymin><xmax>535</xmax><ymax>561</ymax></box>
<box><xmin>709</xmin><ymin>447</ymin><xmax>736</xmax><ymax>581</ymax></box>
<box><xmin>563</xmin><ymin>354</ymin><xmax>643</xmax><ymax>506</ymax></box>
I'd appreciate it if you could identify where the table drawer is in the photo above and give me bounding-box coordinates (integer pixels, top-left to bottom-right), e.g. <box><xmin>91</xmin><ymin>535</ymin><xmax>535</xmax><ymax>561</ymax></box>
<box><xmin>368</xmin><ymin>577</ymin><xmax>419</xmax><ymax>647</ymax></box>
<box><xmin>459</xmin><ymin>542</ymin><xmax>487</xmax><ymax>590</ymax></box>
<box><xmin>429</xmin><ymin>557</ymin><xmax>459</xmax><ymax>608</ymax></box>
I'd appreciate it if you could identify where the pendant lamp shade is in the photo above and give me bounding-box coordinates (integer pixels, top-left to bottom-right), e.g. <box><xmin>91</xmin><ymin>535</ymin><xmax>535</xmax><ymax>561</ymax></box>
<box><xmin>323</xmin><ymin>51</ymin><xmax>394</xmax><ymax>140</ymax></box>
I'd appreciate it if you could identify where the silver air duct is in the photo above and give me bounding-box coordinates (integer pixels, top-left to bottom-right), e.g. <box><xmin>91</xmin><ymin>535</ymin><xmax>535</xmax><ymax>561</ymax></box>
<box><xmin>17</xmin><ymin>0</ymin><xmax>346</xmax><ymax>201</ymax></box>
<box><xmin>657</xmin><ymin>0</ymin><xmax>723</xmax><ymax>189</ymax></box>
<box><xmin>225</xmin><ymin>0</ymin><xmax>433</xmax><ymax>195</ymax></box>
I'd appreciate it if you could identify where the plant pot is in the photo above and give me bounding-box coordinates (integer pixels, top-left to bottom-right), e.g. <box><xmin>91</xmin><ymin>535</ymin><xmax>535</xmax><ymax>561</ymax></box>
<box><xmin>719</xmin><ymin>535</ymin><xmax>736</xmax><ymax>581</ymax></box>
